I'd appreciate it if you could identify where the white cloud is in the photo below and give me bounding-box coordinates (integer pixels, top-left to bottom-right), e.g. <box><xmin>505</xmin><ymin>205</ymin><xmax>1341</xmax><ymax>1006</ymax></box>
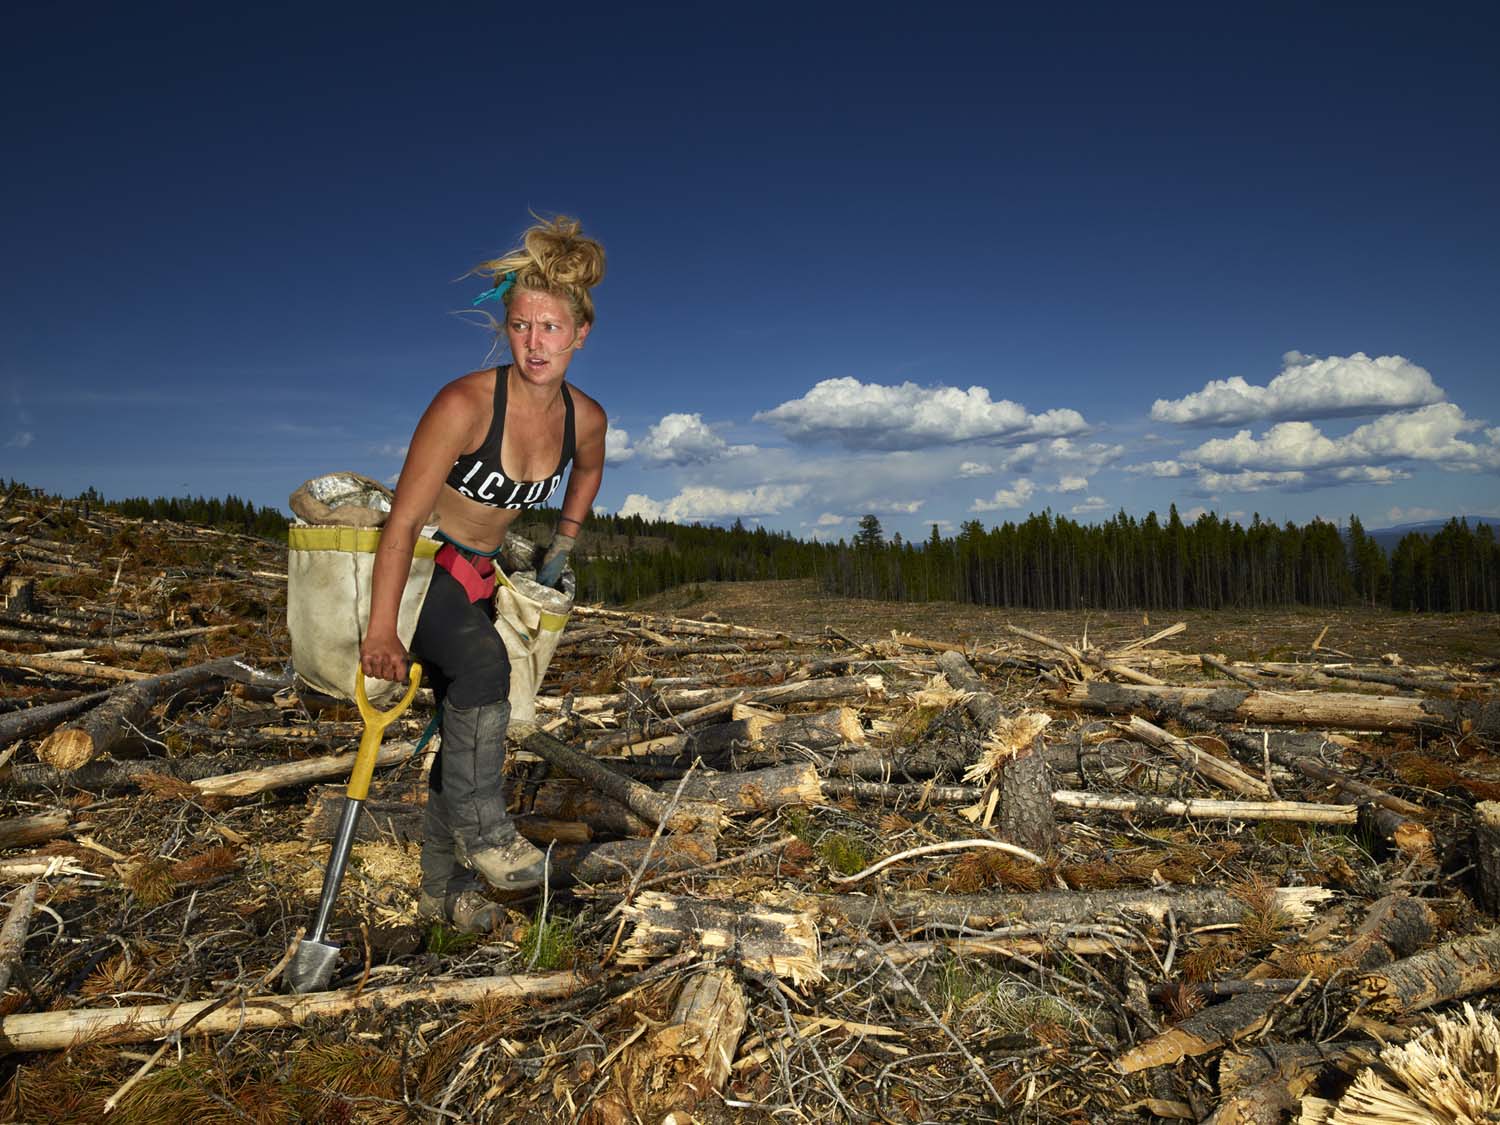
<box><xmin>1128</xmin><ymin>459</ymin><xmax>1194</xmax><ymax>477</ymax></box>
<box><xmin>859</xmin><ymin>498</ymin><xmax>925</xmax><ymax>514</ymax></box>
<box><xmin>1196</xmin><ymin>469</ymin><xmax>1307</xmax><ymax>492</ymax></box>
<box><xmin>632</xmin><ymin>413</ymin><xmax>755</xmax><ymax>466</ymax></box>
<box><xmin>618</xmin><ymin>484</ymin><xmax>809</xmax><ymax>522</ymax></box>
<box><xmin>970</xmin><ymin>478</ymin><xmax>1036</xmax><ymax>512</ymax></box>
<box><xmin>605</xmin><ymin>425</ymin><xmax>634</xmax><ymax>462</ymax></box>
<box><xmin>814</xmin><ymin>512</ymin><xmax>846</xmax><ymax>526</ymax></box>
<box><xmin>957</xmin><ymin>461</ymin><xmax>993</xmax><ymax>478</ymax></box>
<box><xmin>1055</xmin><ymin>475</ymin><xmax>1088</xmax><ymax>493</ymax></box>
<box><xmin>1070</xmin><ymin>496</ymin><xmax>1110</xmax><ymax>515</ymax></box>
<box><xmin>1151</xmin><ymin>351</ymin><xmax>1444</xmax><ymax>425</ymax></box>
<box><xmin>6</xmin><ymin>432</ymin><xmax>34</xmax><ymax>449</ymax></box>
<box><xmin>1187</xmin><ymin>404</ymin><xmax>1500</xmax><ymax>473</ymax></box>
<box><xmin>755</xmin><ymin>377</ymin><xmax>1087</xmax><ymax>450</ymax></box>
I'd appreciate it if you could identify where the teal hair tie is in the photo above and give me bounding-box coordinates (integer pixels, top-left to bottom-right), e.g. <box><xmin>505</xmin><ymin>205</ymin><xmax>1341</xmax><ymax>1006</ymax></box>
<box><xmin>472</xmin><ymin>271</ymin><xmax>515</xmax><ymax>306</ymax></box>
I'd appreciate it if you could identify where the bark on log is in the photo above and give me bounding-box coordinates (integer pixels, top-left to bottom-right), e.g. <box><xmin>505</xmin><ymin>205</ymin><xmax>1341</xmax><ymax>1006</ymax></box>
<box><xmin>0</xmin><ymin>881</ymin><xmax>39</xmax><ymax>994</ymax></box>
<box><xmin>0</xmin><ymin>971</ymin><xmax>579</xmax><ymax>1054</ymax></box>
<box><xmin>4</xmin><ymin>753</ymin><xmax>284</xmax><ymax>793</ymax></box>
<box><xmin>1118</xmin><ymin>895</ymin><xmax>1427</xmax><ymax>1076</ymax></box>
<box><xmin>643</xmin><ymin>968</ymin><xmax>746</xmax><ymax>1106</ymax></box>
<box><xmin>0</xmin><ymin>812</ymin><xmax>72</xmax><ymax>849</ymax></box>
<box><xmin>1334</xmin><ymin>791</ymin><xmax>1435</xmax><ymax>858</ymax></box>
<box><xmin>618</xmin><ymin>891</ymin><xmax>820</xmax><ymax>984</ymax></box>
<box><xmin>191</xmin><ymin>742</ymin><xmax>418</xmax><ymax>798</ymax></box>
<box><xmin>938</xmin><ymin>650</ymin><xmax>1056</xmax><ymax>854</ymax></box>
<box><xmin>830</xmin><ymin>740</ymin><xmax>1084</xmax><ymax>781</ymax></box>
<box><xmin>0</xmin><ymin>651</ymin><xmax>153</xmax><ymax>683</ymax></box>
<box><xmin>549</xmin><ymin>832</ymin><xmax>717</xmax><ymax>886</ymax></box>
<box><xmin>1206</xmin><ymin>1043</ymin><xmax>1378</xmax><ymax>1125</ymax></box>
<box><xmin>584</xmin><ymin>693</ymin><xmax>747</xmax><ymax>754</ymax></box>
<box><xmin>1164</xmin><ymin>707</ymin><xmax>1428</xmax><ymax>818</ymax></box>
<box><xmin>0</xmin><ymin>688</ymin><xmax>115</xmax><ymax>744</ymax></box>
<box><xmin>757</xmin><ymin>707</ymin><xmax>863</xmax><ymax>751</ymax></box>
<box><xmin>299</xmin><ymin>788</ymin><xmax>591</xmax><ymax>847</ymax></box>
<box><xmin>1052</xmin><ymin>790</ymin><xmax>1356</xmax><ymax>824</ymax></box>
<box><xmin>525</xmin><ymin>781</ymin><xmax>655</xmax><ymax>838</ymax></box>
<box><xmin>521</xmin><ymin>730</ymin><xmax>724</xmax><ymax>834</ymax></box>
<box><xmin>1475</xmin><ymin>801</ymin><xmax>1500</xmax><ymax>915</ymax></box>
<box><xmin>1053</xmin><ymin>680</ymin><xmax>1500</xmax><ymax>736</ymax></box>
<box><xmin>807</xmin><ymin>885</ymin><xmax>1331</xmax><ymax>932</ymax></box>
<box><xmin>821</xmin><ymin>779</ymin><xmax>985</xmax><ymax>803</ymax></box>
<box><xmin>37</xmin><ymin>657</ymin><xmax>244</xmax><ymax>770</ymax></box>
<box><xmin>657</xmin><ymin>764</ymin><xmax>823</xmax><ymax>813</ymax></box>
<box><xmin>0</xmin><ymin>627</ymin><xmax>187</xmax><ymax>660</ymax></box>
<box><xmin>1355</xmin><ymin>924</ymin><xmax>1500</xmax><ymax>1013</ymax></box>
<box><xmin>1118</xmin><ymin>715</ymin><xmax>1272</xmax><ymax>798</ymax></box>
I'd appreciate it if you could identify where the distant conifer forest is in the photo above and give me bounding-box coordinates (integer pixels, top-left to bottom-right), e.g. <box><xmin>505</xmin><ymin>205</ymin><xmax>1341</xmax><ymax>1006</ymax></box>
<box><xmin>10</xmin><ymin>481</ymin><xmax>1496</xmax><ymax>613</ymax></box>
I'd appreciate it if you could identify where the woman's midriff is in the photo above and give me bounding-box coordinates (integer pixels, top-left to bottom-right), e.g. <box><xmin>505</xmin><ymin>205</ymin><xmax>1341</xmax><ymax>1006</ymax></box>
<box><xmin>433</xmin><ymin>486</ymin><xmax>523</xmax><ymax>554</ymax></box>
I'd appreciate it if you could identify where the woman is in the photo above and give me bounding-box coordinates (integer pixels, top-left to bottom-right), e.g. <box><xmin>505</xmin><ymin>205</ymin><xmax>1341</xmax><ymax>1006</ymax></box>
<box><xmin>361</xmin><ymin>215</ymin><xmax>607</xmax><ymax>931</ymax></box>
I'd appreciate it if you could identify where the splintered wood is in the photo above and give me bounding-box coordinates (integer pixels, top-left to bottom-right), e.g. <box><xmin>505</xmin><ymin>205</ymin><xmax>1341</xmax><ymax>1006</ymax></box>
<box><xmin>1</xmin><ymin>489</ymin><xmax>1499</xmax><ymax>1122</ymax></box>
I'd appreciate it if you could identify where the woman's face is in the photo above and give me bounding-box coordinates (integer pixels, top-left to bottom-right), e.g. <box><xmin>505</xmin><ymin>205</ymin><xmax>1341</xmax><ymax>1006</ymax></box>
<box><xmin>506</xmin><ymin>289</ymin><xmax>589</xmax><ymax>384</ymax></box>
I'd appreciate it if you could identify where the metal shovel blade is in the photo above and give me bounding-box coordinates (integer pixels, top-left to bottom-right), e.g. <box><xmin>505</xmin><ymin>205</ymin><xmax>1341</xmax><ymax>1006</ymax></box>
<box><xmin>286</xmin><ymin>937</ymin><xmax>341</xmax><ymax>994</ymax></box>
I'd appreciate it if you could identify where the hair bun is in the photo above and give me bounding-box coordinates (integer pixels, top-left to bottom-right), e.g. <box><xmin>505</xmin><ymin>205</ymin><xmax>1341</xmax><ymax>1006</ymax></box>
<box><xmin>524</xmin><ymin>216</ymin><xmax>606</xmax><ymax>290</ymax></box>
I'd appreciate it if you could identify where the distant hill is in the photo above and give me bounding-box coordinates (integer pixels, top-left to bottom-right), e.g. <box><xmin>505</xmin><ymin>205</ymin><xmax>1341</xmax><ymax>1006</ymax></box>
<box><xmin>1366</xmin><ymin>516</ymin><xmax>1500</xmax><ymax>553</ymax></box>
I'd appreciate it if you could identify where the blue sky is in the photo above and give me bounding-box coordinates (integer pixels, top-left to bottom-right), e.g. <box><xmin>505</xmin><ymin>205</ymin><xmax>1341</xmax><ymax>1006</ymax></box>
<box><xmin>4</xmin><ymin>2</ymin><xmax>1497</xmax><ymax>541</ymax></box>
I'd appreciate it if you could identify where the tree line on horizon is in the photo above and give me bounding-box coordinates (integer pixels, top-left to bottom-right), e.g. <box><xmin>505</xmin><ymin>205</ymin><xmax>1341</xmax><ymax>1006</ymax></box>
<box><xmin>9</xmin><ymin>481</ymin><xmax>1495</xmax><ymax>613</ymax></box>
<box><xmin>568</xmin><ymin>506</ymin><xmax>1499</xmax><ymax>614</ymax></box>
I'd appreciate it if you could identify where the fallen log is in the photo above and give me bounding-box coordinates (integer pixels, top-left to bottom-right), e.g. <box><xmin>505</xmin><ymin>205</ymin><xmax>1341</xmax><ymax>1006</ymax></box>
<box><xmin>0</xmin><ymin>811</ymin><xmax>73</xmax><ymax>849</ymax></box>
<box><xmin>5</xmin><ymin>753</ymin><xmax>284</xmax><ymax>793</ymax></box>
<box><xmin>1334</xmin><ymin>791</ymin><xmax>1434</xmax><ymax>858</ymax></box>
<box><xmin>0</xmin><ymin>881</ymin><xmax>39</xmax><ymax>993</ymax></box>
<box><xmin>618</xmin><ymin>891</ymin><xmax>820</xmax><ymax>984</ymax></box>
<box><xmin>1116</xmin><ymin>894</ymin><xmax>1429</xmax><ymax>1075</ymax></box>
<box><xmin>1052</xmin><ymin>790</ymin><xmax>1356</xmax><ymax>824</ymax></box>
<box><xmin>1355</xmin><ymin>924</ymin><xmax>1500</xmax><ymax>1013</ymax></box>
<box><xmin>299</xmin><ymin>788</ymin><xmax>591</xmax><ymax>847</ymax></box>
<box><xmin>939</xmin><ymin>650</ymin><xmax>1056</xmax><ymax>854</ymax></box>
<box><xmin>806</xmin><ymin>885</ymin><xmax>1332</xmax><ymax>932</ymax></box>
<box><xmin>0</xmin><ymin>626</ymin><xmax>187</xmax><ymax>661</ymax></box>
<box><xmin>640</xmin><ymin>968</ymin><xmax>747</xmax><ymax>1109</ymax></box>
<box><xmin>0</xmin><ymin>855</ymin><xmax>93</xmax><ymax>881</ymax></box>
<box><xmin>1053</xmin><ymin>680</ymin><xmax>1500</xmax><ymax>735</ymax></box>
<box><xmin>37</xmin><ymin>657</ymin><xmax>245</xmax><ymax>770</ymax></box>
<box><xmin>584</xmin><ymin>693</ymin><xmax>746</xmax><ymax>754</ymax></box>
<box><xmin>191</xmin><ymin>742</ymin><xmax>417</xmax><ymax>798</ymax></box>
<box><xmin>1475</xmin><ymin>801</ymin><xmax>1500</xmax><ymax>915</ymax></box>
<box><xmin>0</xmin><ymin>687</ymin><xmax>115</xmax><ymax>743</ymax></box>
<box><xmin>0</xmin><ymin>970</ymin><xmax>579</xmax><ymax>1054</ymax></box>
<box><xmin>1206</xmin><ymin>1042</ymin><xmax>1379</xmax><ymax>1125</ymax></box>
<box><xmin>525</xmin><ymin>781</ymin><xmax>655</xmax><ymax>838</ymax></box>
<box><xmin>550</xmin><ymin>832</ymin><xmax>717</xmax><ymax>886</ymax></box>
<box><xmin>0</xmin><ymin>651</ymin><xmax>153</xmax><ymax>683</ymax></box>
<box><xmin>658</xmin><ymin>763</ymin><xmax>823</xmax><ymax>813</ymax></box>
<box><xmin>1163</xmin><ymin>708</ymin><xmax>1428</xmax><ymax>818</ymax></box>
<box><xmin>521</xmin><ymin>730</ymin><xmax>724</xmax><ymax>834</ymax></box>
<box><xmin>1117</xmin><ymin>715</ymin><xmax>1272</xmax><ymax>798</ymax></box>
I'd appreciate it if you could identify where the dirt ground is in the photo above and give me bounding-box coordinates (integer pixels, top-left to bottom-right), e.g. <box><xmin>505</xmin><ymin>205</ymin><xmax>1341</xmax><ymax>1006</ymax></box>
<box><xmin>633</xmin><ymin>577</ymin><xmax>1500</xmax><ymax>667</ymax></box>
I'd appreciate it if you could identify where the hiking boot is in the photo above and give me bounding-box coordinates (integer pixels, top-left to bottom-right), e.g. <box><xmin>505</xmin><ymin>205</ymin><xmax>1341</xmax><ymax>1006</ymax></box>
<box><xmin>417</xmin><ymin>888</ymin><xmax>506</xmax><ymax>934</ymax></box>
<box><xmin>456</xmin><ymin>833</ymin><xmax>546</xmax><ymax>891</ymax></box>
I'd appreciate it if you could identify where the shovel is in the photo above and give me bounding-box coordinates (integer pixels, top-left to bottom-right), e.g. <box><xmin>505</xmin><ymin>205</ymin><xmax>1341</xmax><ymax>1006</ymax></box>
<box><xmin>286</xmin><ymin>662</ymin><xmax>422</xmax><ymax>994</ymax></box>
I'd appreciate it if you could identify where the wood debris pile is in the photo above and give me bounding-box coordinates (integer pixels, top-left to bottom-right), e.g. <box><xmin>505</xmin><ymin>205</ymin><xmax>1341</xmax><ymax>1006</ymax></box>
<box><xmin>2</xmin><ymin>488</ymin><xmax>1500</xmax><ymax>1122</ymax></box>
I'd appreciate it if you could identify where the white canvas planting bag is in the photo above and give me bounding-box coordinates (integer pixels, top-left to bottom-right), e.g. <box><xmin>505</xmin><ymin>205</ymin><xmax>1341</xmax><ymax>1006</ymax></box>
<box><xmin>285</xmin><ymin>472</ymin><xmax>573</xmax><ymax>715</ymax></box>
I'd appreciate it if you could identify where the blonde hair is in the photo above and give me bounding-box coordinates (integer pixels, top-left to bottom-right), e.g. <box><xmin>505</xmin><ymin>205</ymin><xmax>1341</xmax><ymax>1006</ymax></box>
<box><xmin>473</xmin><ymin>214</ymin><xmax>606</xmax><ymax>327</ymax></box>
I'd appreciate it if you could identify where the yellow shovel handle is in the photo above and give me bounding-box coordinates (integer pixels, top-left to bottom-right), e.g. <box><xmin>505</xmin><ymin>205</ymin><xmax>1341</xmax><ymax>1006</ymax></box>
<box><xmin>348</xmin><ymin>663</ymin><xmax>422</xmax><ymax>800</ymax></box>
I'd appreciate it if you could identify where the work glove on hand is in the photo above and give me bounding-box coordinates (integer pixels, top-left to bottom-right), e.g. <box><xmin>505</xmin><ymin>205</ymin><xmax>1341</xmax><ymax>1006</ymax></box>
<box><xmin>536</xmin><ymin>532</ymin><xmax>575</xmax><ymax>589</ymax></box>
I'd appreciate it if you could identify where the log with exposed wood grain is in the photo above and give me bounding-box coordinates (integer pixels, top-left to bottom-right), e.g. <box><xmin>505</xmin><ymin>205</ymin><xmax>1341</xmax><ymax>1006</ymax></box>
<box><xmin>1052</xmin><ymin>790</ymin><xmax>1356</xmax><ymax>823</ymax></box>
<box><xmin>0</xmin><ymin>971</ymin><xmax>579</xmax><ymax>1054</ymax></box>
<box><xmin>36</xmin><ymin>656</ymin><xmax>245</xmax><ymax>770</ymax></box>
<box><xmin>618</xmin><ymin>891</ymin><xmax>820</xmax><ymax>984</ymax></box>
<box><xmin>640</xmin><ymin>968</ymin><xmax>747</xmax><ymax>1108</ymax></box>
<box><xmin>0</xmin><ymin>811</ymin><xmax>73</xmax><ymax>849</ymax></box>
<box><xmin>1117</xmin><ymin>714</ymin><xmax>1272</xmax><ymax>798</ymax></box>
<box><xmin>0</xmin><ymin>881</ymin><xmax>39</xmax><ymax>994</ymax></box>
<box><xmin>548</xmin><ymin>832</ymin><xmax>717</xmax><ymax>885</ymax></box>
<box><xmin>1355</xmin><ymin>924</ymin><xmax>1500</xmax><ymax>1013</ymax></box>
<box><xmin>1053</xmin><ymin>680</ymin><xmax>1500</xmax><ymax>735</ymax></box>
<box><xmin>655</xmin><ymin>763</ymin><xmax>823</xmax><ymax>812</ymax></box>
<box><xmin>938</xmin><ymin>650</ymin><xmax>1056</xmax><ymax>854</ymax></box>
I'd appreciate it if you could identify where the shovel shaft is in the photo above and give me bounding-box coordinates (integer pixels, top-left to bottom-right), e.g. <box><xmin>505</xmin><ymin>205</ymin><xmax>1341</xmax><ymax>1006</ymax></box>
<box><xmin>307</xmin><ymin>795</ymin><xmax>363</xmax><ymax>944</ymax></box>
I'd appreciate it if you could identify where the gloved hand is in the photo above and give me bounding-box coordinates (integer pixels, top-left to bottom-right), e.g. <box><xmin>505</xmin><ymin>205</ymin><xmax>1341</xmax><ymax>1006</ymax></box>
<box><xmin>536</xmin><ymin>532</ymin><xmax>575</xmax><ymax>589</ymax></box>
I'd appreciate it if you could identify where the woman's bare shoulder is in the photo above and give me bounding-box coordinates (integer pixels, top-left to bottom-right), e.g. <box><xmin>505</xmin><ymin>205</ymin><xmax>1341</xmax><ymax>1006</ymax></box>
<box><xmin>566</xmin><ymin>382</ymin><xmax>607</xmax><ymax>435</ymax></box>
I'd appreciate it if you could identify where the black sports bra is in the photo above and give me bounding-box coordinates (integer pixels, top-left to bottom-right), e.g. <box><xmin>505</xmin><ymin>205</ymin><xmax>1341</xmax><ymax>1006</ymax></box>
<box><xmin>445</xmin><ymin>368</ymin><xmax>576</xmax><ymax>509</ymax></box>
